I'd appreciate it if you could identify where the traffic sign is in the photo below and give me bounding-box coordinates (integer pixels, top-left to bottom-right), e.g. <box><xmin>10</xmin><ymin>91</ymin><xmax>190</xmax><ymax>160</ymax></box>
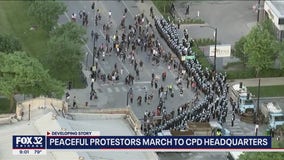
<box><xmin>182</xmin><ymin>55</ymin><xmax>195</xmax><ymax>60</ymax></box>
<box><xmin>186</xmin><ymin>55</ymin><xmax>195</xmax><ymax>60</ymax></box>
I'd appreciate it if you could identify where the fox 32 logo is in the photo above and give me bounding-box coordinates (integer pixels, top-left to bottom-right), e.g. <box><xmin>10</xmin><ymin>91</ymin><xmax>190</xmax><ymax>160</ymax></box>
<box><xmin>13</xmin><ymin>135</ymin><xmax>46</xmax><ymax>149</ymax></box>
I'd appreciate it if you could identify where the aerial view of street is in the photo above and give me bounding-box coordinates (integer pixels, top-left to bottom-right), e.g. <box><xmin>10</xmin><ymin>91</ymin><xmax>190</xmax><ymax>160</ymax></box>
<box><xmin>0</xmin><ymin>0</ymin><xmax>284</xmax><ymax>160</ymax></box>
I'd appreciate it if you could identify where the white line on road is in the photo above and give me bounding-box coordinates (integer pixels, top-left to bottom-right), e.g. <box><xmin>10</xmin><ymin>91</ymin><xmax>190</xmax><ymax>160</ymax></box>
<box><xmin>106</xmin><ymin>87</ymin><xmax>113</xmax><ymax>93</ymax></box>
<box><xmin>114</xmin><ymin>87</ymin><xmax>120</xmax><ymax>92</ymax></box>
<box><xmin>173</xmin><ymin>85</ymin><xmax>179</xmax><ymax>90</ymax></box>
<box><xmin>121</xmin><ymin>86</ymin><xmax>127</xmax><ymax>92</ymax></box>
<box><xmin>121</xmin><ymin>1</ymin><xmax>135</xmax><ymax>18</ymax></box>
<box><xmin>134</xmin><ymin>81</ymin><xmax>151</xmax><ymax>84</ymax></box>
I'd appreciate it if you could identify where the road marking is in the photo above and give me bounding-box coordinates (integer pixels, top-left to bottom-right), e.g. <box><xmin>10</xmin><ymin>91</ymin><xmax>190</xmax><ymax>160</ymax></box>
<box><xmin>173</xmin><ymin>85</ymin><xmax>179</xmax><ymax>90</ymax></box>
<box><xmin>106</xmin><ymin>87</ymin><xmax>113</xmax><ymax>93</ymax></box>
<box><xmin>101</xmin><ymin>82</ymin><xmax>124</xmax><ymax>86</ymax></box>
<box><xmin>134</xmin><ymin>81</ymin><xmax>151</xmax><ymax>84</ymax></box>
<box><xmin>137</xmin><ymin>87</ymin><xmax>142</xmax><ymax>92</ymax></box>
<box><xmin>121</xmin><ymin>1</ymin><xmax>135</xmax><ymax>18</ymax></box>
<box><xmin>114</xmin><ymin>87</ymin><xmax>120</xmax><ymax>92</ymax></box>
<box><xmin>121</xmin><ymin>86</ymin><xmax>127</xmax><ymax>92</ymax></box>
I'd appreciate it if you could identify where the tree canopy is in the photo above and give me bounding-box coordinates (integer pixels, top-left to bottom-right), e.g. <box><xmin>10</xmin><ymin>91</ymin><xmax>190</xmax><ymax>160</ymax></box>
<box><xmin>42</xmin><ymin>22</ymin><xmax>86</xmax><ymax>83</ymax></box>
<box><xmin>260</xmin><ymin>19</ymin><xmax>275</xmax><ymax>37</ymax></box>
<box><xmin>243</xmin><ymin>25</ymin><xmax>278</xmax><ymax>77</ymax></box>
<box><xmin>0</xmin><ymin>34</ymin><xmax>21</xmax><ymax>53</ymax></box>
<box><xmin>233</xmin><ymin>36</ymin><xmax>247</xmax><ymax>65</ymax></box>
<box><xmin>51</xmin><ymin>22</ymin><xmax>86</xmax><ymax>45</ymax></box>
<box><xmin>239</xmin><ymin>152</ymin><xmax>284</xmax><ymax>160</ymax></box>
<box><xmin>0</xmin><ymin>51</ymin><xmax>64</xmax><ymax>112</ymax></box>
<box><xmin>28</xmin><ymin>1</ymin><xmax>66</xmax><ymax>31</ymax></box>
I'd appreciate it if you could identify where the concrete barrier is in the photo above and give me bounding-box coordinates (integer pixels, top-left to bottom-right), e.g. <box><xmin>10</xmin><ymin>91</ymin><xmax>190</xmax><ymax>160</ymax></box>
<box><xmin>0</xmin><ymin>118</ymin><xmax>11</xmax><ymax>125</ymax></box>
<box><xmin>0</xmin><ymin>114</ymin><xmax>16</xmax><ymax>125</ymax></box>
<box><xmin>16</xmin><ymin>96</ymin><xmax>68</xmax><ymax>121</ymax></box>
<box><xmin>69</xmin><ymin>107</ymin><xmax>143</xmax><ymax>135</ymax></box>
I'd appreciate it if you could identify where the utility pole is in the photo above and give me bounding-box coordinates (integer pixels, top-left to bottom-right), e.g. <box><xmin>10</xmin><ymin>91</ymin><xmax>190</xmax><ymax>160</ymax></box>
<box><xmin>257</xmin><ymin>0</ymin><xmax>261</xmax><ymax>22</ymax></box>
<box><xmin>257</xmin><ymin>79</ymin><xmax>261</xmax><ymax>120</ymax></box>
<box><xmin>200</xmin><ymin>25</ymin><xmax>217</xmax><ymax>71</ymax></box>
<box><xmin>214</xmin><ymin>28</ymin><xmax>217</xmax><ymax>72</ymax></box>
<box><xmin>28</xmin><ymin>104</ymin><xmax>31</xmax><ymax>121</ymax></box>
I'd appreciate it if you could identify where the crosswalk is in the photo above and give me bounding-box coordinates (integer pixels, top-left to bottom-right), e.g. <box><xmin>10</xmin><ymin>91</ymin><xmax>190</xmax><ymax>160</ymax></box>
<box><xmin>225</xmin><ymin>118</ymin><xmax>245</xmax><ymax>136</ymax></box>
<box><xmin>224</xmin><ymin>109</ymin><xmax>256</xmax><ymax>136</ymax></box>
<box><xmin>101</xmin><ymin>84</ymin><xmax>181</xmax><ymax>93</ymax></box>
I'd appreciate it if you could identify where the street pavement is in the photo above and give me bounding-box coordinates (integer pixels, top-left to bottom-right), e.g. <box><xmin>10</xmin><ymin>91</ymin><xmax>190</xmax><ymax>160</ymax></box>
<box><xmin>62</xmin><ymin>0</ymin><xmax>195</xmax><ymax>122</ymax></box>
<box><xmin>174</xmin><ymin>0</ymin><xmax>257</xmax><ymax>45</ymax></box>
<box><xmin>173</xmin><ymin>0</ymin><xmax>258</xmax><ymax>69</ymax></box>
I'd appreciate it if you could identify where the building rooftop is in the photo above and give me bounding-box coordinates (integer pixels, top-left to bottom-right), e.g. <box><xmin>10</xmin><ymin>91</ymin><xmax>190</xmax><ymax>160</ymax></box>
<box><xmin>266</xmin><ymin>102</ymin><xmax>282</xmax><ymax>113</ymax></box>
<box><xmin>232</xmin><ymin>83</ymin><xmax>247</xmax><ymax>93</ymax></box>
<box><xmin>0</xmin><ymin>109</ymin><xmax>158</xmax><ymax>160</ymax></box>
<box><xmin>268</xmin><ymin>1</ymin><xmax>284</xmax><ymax>17</ymax></box>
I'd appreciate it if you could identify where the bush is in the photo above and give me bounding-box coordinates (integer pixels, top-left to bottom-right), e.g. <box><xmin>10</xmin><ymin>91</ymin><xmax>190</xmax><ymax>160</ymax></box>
<box><xmin>194</xmin><ymin>38</ymin><xmax>215</xmax><ymax>46</ymax></box>
<box><xmin>174</xmin><ymin>18</ymin><xmax>205</xmax><ymax>24</ymax></box>
<box><xmin>152</xmin><ymin>0</ymin><xmax>172</xmax><ymax>18</ymax></box>
<box><xmin>0</xmin><ymin>34</ymin><xmax>22</xmax><ymax>53</ymax></box>
<box><xmin>192</xmin><ymin>46</ymin><xmax>213</xmax><ymax>69</ymax></box>
<box><xmin>186</xmin><ymin>18</ymin><xmax>205</xmax><ymax>24</ymax></box>
<box><xmin>223</xmin><ymin>61</ymin><xmax>244</xmax><ymax>70</ymax></box>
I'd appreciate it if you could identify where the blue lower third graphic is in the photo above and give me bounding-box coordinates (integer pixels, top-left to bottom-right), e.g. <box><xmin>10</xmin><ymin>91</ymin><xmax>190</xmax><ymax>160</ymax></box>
<box><xmin>46</xmin><ymin>136</ymin><xmax>272</xmax><ymax>149</ymax></box>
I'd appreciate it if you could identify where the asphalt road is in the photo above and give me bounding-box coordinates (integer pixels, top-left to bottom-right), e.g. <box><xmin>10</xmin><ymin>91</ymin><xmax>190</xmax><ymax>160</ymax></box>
<box><xmin>62</xmin><ymin>0</ymin><xmax>195</xmax><ymax>122</ymax></box>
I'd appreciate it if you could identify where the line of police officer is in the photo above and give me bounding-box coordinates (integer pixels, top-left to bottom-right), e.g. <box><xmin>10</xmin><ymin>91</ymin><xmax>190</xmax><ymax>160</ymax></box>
<box><xmin>144</xmin><ymin>17</ymin><xmax>229</xmax><ymax>136</ymax></box>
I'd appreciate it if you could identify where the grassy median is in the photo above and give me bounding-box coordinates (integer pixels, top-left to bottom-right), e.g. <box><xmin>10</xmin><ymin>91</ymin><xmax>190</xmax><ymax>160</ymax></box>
<box><xmin>248</xmin><ymin>85</ymin><xmax>284</xmax><ymax>97</ymax></box>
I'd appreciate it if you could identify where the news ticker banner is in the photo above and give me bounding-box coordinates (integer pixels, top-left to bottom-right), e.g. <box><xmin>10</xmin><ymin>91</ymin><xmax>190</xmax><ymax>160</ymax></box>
<box><xmin>12</xmin><ymin>131</ymin><xmax>272</xmax><ymax>155</ymax></box>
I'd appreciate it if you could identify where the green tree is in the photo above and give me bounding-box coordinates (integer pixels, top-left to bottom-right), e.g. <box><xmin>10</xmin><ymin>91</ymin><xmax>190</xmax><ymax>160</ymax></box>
<box><xmin>0</xmin><ymin>52</ymin><xmax>64</xmax><ymax>112</ymax></box>
<box><xmin>28</xmin><ymin>1</ymin><xmax>66</xmax><ymax>31</ymax></box>
<box><xmin>233</xmin><ymin>36</ymin><xmax>247</xmax><ymax>65</ymax></box>
<box><xmin>51</xmin><ymin>22</ymin><xmax>86</xmax><ymax>44</ymax></box>
<box><xmin>0</xmin><ymin>34</ymin><xmax>22</xmax><ymax>53</ymax></box>
<box><xmin>239</xmin><ymin>152</ymin><xmax>284</xmax><ymax>160</ymax></box>
<box><xmin>44</xmin><ymin>35</ymin><xmax>84</xmax><ymax>83</ymax></box>
<box><xmin>43</xmin><ymin>22</ymin><xmax>85</xmax><ymax>84</ymax></box>
<box><xmin>244</xmin><ymin>25</ymin><xmax>278</xmax><ymax>77</ymax></box>
<box><xmin>260</xmin><ymin>19</ymin><xmax>275</xmax><ymax>37</ymax></box>
<box><xmin>280</xmin><ymin>53</ymin><xmax>284</xmax><ymax>69</ymax></box>
<box><xmin>277</xmin><ymin>41</ymin><xmax>284</xmax><ymax>69</ymax></box>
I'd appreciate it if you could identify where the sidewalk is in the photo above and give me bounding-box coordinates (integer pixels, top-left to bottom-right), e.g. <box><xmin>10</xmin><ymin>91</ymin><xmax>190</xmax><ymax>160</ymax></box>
<box><xmin>66</xmin><ymin>67</ymin><xmax>108</xmax><ymax>108</ymax></box>
<box><xmin>230</xmin><ymin>77</ymin><xmax>284</xmax><ymax>87</ymax></box>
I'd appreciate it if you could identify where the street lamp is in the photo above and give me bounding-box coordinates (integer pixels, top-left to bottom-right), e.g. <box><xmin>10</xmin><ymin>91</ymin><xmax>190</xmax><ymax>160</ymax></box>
<box><xmin>200</xmin><ymin>25</ymin><xmax>217</xmax><ymax>71</ymax></box>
